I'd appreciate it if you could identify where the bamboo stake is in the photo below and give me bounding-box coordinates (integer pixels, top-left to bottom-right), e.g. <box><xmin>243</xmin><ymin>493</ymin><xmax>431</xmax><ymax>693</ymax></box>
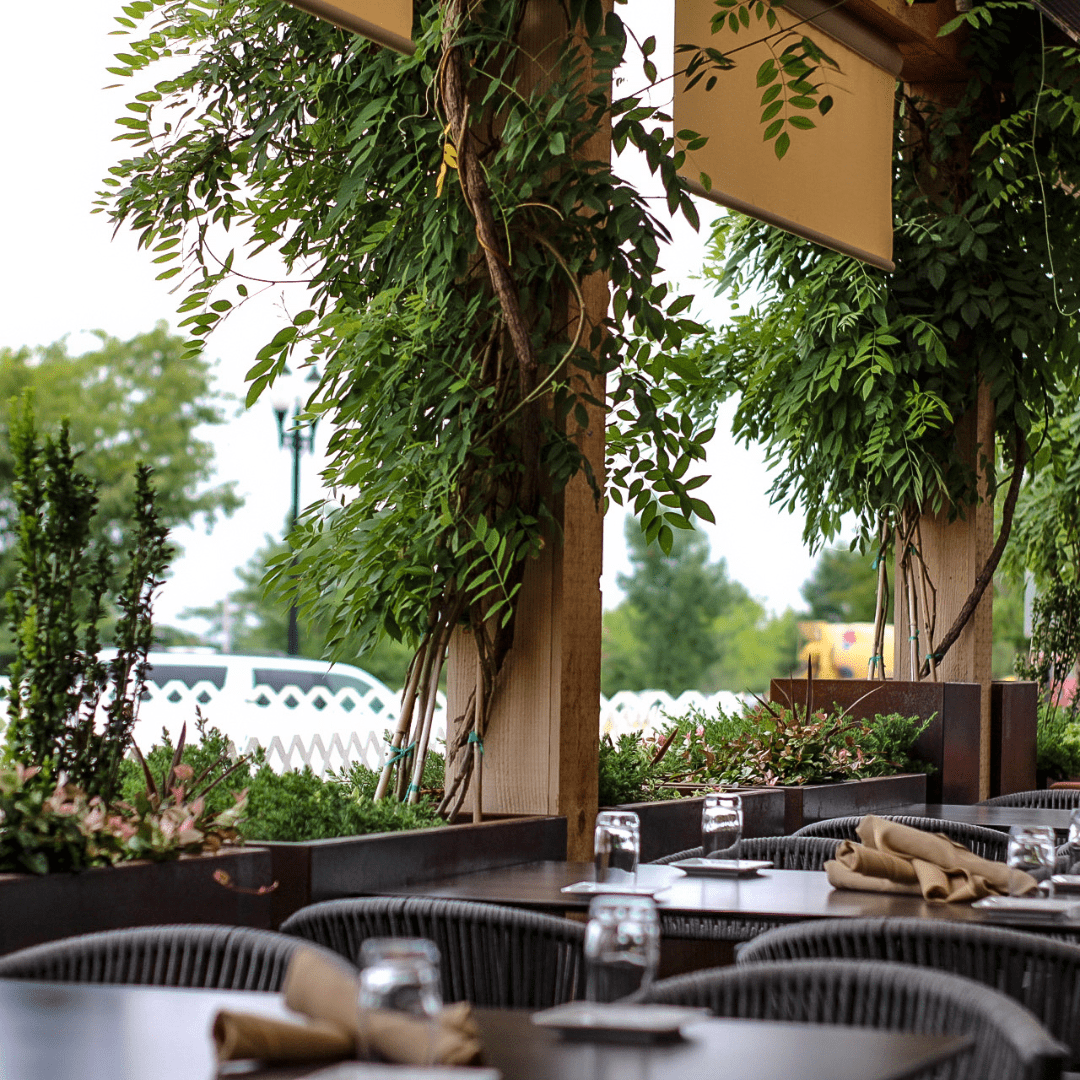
<box><xmin>906</xmin><ymin>553</ymin><xmax>920</xmax><ymax>680</ymax></box>
<box><xmin>375</xmin><ymin>636</ymin><xmax>429</xmax><ymax>800</ymax></box>
<box><xmin>407</xmin><ymin>621</ymin><xmax>451</xmax><ymax>804</ymax></box>
<box><xmin>869</xmin><ymin>519</ymin><xmax>888</xmax><ymax>679</ymax></box>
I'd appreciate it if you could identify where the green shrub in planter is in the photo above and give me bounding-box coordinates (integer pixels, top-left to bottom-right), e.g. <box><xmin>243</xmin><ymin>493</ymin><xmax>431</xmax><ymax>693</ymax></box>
<box><xmin>119</xmin><ymin>721</ymin><xmax>445</xmax><ymax>842</ymax></box>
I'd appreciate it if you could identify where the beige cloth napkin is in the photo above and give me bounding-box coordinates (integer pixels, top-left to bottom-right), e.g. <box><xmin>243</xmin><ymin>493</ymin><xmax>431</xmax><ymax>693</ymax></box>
<box><xmin>825</xmin><ymin>814</ymin><xmax>1039</xmax><ymax>902</ymax></box>
<box><xmin>213</xmin><ymin>947</ymin><xmax>482</xmax><ymax>1066</ymax></box>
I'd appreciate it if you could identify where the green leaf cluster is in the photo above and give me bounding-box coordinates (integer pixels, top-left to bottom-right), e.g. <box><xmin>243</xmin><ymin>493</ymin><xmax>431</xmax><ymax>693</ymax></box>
<box><xmin>95</xmin><ymin>0</ymin><xmax>730</xmax><ymax>699</ymax></box>
<box><xmin>692</xmin><ymin>6</ymin><xmax>1080</xmax><ymax>554</ymax></box>
<box><xmin>2</xmin><ymin>398</ymin><xmax>172</xmax><ymax>806</ymax></box>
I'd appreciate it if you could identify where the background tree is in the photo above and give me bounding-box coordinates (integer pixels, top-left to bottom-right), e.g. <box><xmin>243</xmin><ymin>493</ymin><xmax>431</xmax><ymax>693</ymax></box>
<box><xmin>0</xmin><ymin>324</ymin><xmax>240</xmax><ymax>585</ymax></box>
<box><xmin>800</xmin><ymin>547</ymin><xmax>880</xmax><ymax>623</ymax></box>
<box><xmin>601</xmin><ymin>518</ymin><xmax>798</xmax><ymax>694</ymax></box>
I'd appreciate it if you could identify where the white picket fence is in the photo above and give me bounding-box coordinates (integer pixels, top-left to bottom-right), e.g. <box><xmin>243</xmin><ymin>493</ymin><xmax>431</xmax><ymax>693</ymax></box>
<box><xmin>1</xmin><ymin>677</ymin><xmax>748</xmax><ymax>779</ymax></box>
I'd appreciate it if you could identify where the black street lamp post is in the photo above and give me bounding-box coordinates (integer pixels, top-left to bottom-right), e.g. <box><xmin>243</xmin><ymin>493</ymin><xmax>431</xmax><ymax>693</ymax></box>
<box><xmin>272</xmin><ymin>386</ymin><xmax>318</xmax><ymax>656</ymax></box>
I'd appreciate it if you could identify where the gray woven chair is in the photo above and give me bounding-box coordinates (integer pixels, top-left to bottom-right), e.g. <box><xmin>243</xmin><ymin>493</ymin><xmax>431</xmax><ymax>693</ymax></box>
<box><xmin>737</xmin><ymin>917</ymin><xmax>1080</xmax><ymax>1066</ymax></box>
<box><xmin>0</xmin><ymin>925</ymin><xmax>326</xmax><ymax>990</ymax></box>
<box><xmin>982</xmin><ymin>790</ymin><xmax>1080</xmax><ymax>809</ymax></box>
<box><xmin>636</xmin><ymin>958</ymin><xmax>1067</xmax><ymax>1080</ymax></box>
<box><xmin>793</xmin><ymin>815</ymin><xmax>1009</xmax><ymax>861</ymax></box>
<box><xmin>280</xmin><ymin>896</ymin><xmax>585</xmax><ymax>1008</ymax></box>
<box><xmin>649</xmin><ymin>835</ymin><xmax>839</xmax><ymax>870</ymax></box>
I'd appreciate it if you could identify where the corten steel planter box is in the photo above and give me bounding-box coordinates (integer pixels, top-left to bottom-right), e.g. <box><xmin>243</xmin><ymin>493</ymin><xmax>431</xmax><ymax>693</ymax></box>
<box><xmin>782</xmin><ymin>773</ymin><xmax>928</xmax><ymax>831</ymax></box>
<box><xmin>0</xmin><ymin>847</ymin><xmax>274</xmax><ymax>957</ymax></box>
<box><xmin>612</xmin><ymin>788</ymin><xmax>787</xmax><ymax>862</ymax></box>
<box><xmin>991</xmin><ymin>680</ymin><xmax>1037</xmax><ymax>796</ymax></box>
<box><xmin>769</xmin><ymin>678</ymin><xmax>982</xmax><ymax>804</ymax></box>
<box><xmin>261</xmin><ymin>815</ymin><xmax>567</xmax><ymax>928</ymax></box>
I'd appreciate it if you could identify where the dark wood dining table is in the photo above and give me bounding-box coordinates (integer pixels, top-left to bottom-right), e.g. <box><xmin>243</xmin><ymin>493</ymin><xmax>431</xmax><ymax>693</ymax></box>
<box><xmin>886</xmin><ymin>803</ymin><xmax>1075</xmax><ymax>840</ymax></box>
<box><xmin>369</xmin><ymin>861</ymin><xmax>1080</xmax><ymax>933</ymax></box>
<box><xmin>0</xmin><ymin>978</ymin><xmax>975</xmax><ymax>1080</ymax></box>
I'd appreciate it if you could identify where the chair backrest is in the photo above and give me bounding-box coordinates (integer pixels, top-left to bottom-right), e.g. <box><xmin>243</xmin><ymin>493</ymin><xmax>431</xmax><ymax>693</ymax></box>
<box><xmin>982</xmin><ymin>790</ymin><xmax>1080</xmax><ymax>809</ymax></box>
<box><xmin>793</xmin><ymin>815</ymin><xmax>1009</xmax><ymax>861</ymax></box>
<box><xmin>0</xmin><ymin>925</ymin><xmax>317</xmax><ymax>990</ymax></box>
<box><xmin>637</xmin><ymin>958</ymin><xmax>1066</xmax><ymax>1080</ymax></box>
<box><xmin>736</xmin><ymin>917</ymin><xmax>1080</xmax><ymax>1065</ymax></box>
<box><xmin>280</xmin><ymin>896</ymin><xmax>585</xmax><ymax>1008</ymax></box>
<box><xmin>650</xmin><ymin>835</ymin><xmax>839</xmax><ymax>871</ymax></box>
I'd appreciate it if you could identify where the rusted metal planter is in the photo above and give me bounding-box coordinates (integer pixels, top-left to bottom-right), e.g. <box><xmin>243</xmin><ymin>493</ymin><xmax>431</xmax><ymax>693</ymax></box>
<box><xmin>991</xmin><ymin>681</ymin><xmax>1037</xmax><ymax>796</ymax></box>
<box><xmin>0</xmin><ymin>847</ymin><xmax>274</xmax><ymax>957</ymax></box>
<box><xmin>614</xmin><ymin>773</ymin><xmax>926</xmax><ymax>857</ymax></box>
<box><xmin>261</xmin><ymin>815</ymin><xmax>567</xmax><ymax>928</ymax></box>
<box><xmin>769</xmin><ymin>678</ymin><xmax>981</xmax><ymax>804</ymax></box>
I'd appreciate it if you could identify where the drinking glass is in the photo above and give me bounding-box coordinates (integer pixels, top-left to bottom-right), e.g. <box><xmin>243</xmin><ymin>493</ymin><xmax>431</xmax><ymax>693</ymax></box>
<box><xmin>1066</xmin><ymin>807</ymin><xmax>1080</xmax><ymax>874</ymax></box>
<box><xmin>702</xmin><ymin>793</ymin><xmax>742</xmax><ymax>860</ymax></box>
<box><xmin>594</xmin><ymin>810</ymin><xmax>640</xmax><ymax>884</ymax></box>
<box><xmin>584</xmin><ymin>894</ymin><xmax>660</xmax><ymax>1003</ymax></box>
<box><xmin>357</xmin><ymin>938</ymin><xmax>443</xmax><ymax>1017</ymax></box>
<box><xmin>1007</xmin><ymin>825</ymin><xmax>1057</xmax><ymax>896</ymax></box>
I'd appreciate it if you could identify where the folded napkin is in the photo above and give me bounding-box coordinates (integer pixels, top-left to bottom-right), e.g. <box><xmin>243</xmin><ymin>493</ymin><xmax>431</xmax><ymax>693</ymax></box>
<box><xmin>825</xmin><ymin>814</ymin><xmax>1038</xmax><ymax>902</ymax></box>
<box><xmin>213</xmin><ymin>946</ymin><xmax>482</xmax><ymax>1067</ymax></box>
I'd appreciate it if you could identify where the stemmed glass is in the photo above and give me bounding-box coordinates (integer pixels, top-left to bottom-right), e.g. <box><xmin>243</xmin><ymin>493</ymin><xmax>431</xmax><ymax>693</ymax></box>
<box><xmin>1007</xmin><ymin>825</ymin><xmax>1057</xmax><ymax>896</ymax></box>
<box><xmin>702</xmin><ymin>793</ymin><xmax>742</xmax><ymax>860</ymax></box>
<box><xmin>584</xmin><ymin>894</ymin><xmax>660</xmax><ymax>1003</ymax></box>
<box><xmin>594</xmin><ymin>810</ymin><xmax>640</xmax><ymax>884</ymax></box>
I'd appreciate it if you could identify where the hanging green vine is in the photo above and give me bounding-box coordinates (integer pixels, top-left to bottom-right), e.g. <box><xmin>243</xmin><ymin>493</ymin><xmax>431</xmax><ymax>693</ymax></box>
<box><xmin>104</xmin><ymin>0</ymin><xmax>835</xmax><ymax>807</ymax></box>
<box><xmin>691</xmin><ymin>2</ymin><xmax>1080</xmax><ymax>675</ymax></box>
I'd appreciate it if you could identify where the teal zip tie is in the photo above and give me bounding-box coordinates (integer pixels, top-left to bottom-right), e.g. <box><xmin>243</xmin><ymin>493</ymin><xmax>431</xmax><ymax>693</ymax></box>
<box><xmin>869</xmin><ymin>654</ymin><xmax>883</xmax><ymax>662</ymax></box>
<box><xmin>386</xmin><ymin>741</ymin><xmax>416</xmax><ymax>768</ymax></box>
<box><xmin>467</xmin><ymin>731</ymin><xmax>484</xmax><ymax>754</ymax></box>
<box><xmin>406</xmin><ymin>783</ymin><xmax>421</xmax><ymax>795</ymax></box>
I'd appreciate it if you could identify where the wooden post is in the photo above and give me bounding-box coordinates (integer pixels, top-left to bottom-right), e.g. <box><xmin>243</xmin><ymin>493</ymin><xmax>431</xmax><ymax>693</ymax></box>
<box><xmin>893</xmin><ymin>381</ymin><xmax>994</xmax><ymax>798</ymax></box>
<box><xmin>446</xmin><ymin>0</ymin><xmax>609</xmax><ymax>860</ymax></box>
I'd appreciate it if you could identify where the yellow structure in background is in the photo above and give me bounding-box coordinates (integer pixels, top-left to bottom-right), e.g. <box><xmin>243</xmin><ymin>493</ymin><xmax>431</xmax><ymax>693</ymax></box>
<box><xmin>799</xmin><ymin>621</ymin><xmax>894</xmax><ymax>680</ymax></box>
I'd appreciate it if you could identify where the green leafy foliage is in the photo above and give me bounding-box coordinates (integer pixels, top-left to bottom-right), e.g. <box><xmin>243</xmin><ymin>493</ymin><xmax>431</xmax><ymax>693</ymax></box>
<box><xmin>2</xmin><ymin>398</ymin><xmax>171</xmax><ymax>805</ymax></box>
<box><xmin>654</xmin><ymin>703</ymin><xmax>931</xmax><ymax>788</ymax></box>
<box><xmin>0</xmin><ymin>759</ymin><xmax>245</xmax><ymax>875</ymax></box>
<box><xmin>182</xmin><ymin>536</ymin><xmax>417</xmax><ymax>688</ymax></box>
<box><xmin>691</xmin><ymin>6</ymin><xmax>1080</xmax><ymax>556</ymax></box>
<box><xmin>1015</xmin><ymin>581</ymin><xmax>1080</xmax><ymax>708</ymax></box>
<box><xmin>1035</xmin><ymin>704</ymin><xmax>1080</xmax><ymax>782</ymax></box>
<box><xmin>119</xmin><ymin>720</ymin><xmax>446</xmax><ymax>842</ymax></box>
<box><xmin>597</xmin><ymin>733</ymin><xmax>678</xmax><ymax>806</ymax></box>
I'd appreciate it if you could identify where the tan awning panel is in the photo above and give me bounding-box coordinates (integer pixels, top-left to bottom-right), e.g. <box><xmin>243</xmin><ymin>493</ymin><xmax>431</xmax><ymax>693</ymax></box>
<box><xmin>282</xmin><ymin>0</ymin><xmax>414</xmax><ymax>54</ymax></box>
<box><xmin>675</xmin><ymin>0</ymin><xmax>899</xmax><ymax>271</ymax></box>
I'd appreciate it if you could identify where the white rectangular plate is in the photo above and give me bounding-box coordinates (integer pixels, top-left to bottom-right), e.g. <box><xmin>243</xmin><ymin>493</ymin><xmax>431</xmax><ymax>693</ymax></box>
<box><xmin>561</xmin><ymin>881</ymin><xmax>671</xmax><ymax>896</ymax></box>
<box><xmin>532</xmin><ymin>1002</ymin><xmax>707</xmax><ymax>1042</ymax></box>
<box><xmin>670</xmin><ymin>858</ymin><xmax>773</xmax><ymax>877</ymax></box>
<box><xmin>294</xmin><ymin>1066</ymin><xmax>501</xmax><ymax>1080</ymax></box>
<box><xmin>973</xmin><ymin>896</ymin><xmax>1080</xmax><ymax>919</ymax></box>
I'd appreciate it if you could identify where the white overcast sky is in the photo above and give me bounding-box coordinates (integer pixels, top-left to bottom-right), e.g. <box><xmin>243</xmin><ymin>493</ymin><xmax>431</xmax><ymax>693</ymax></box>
<box><xmin>0</xmin><ymin>0</ymin><xmax>827</xmax><ymax>636</ymax></box>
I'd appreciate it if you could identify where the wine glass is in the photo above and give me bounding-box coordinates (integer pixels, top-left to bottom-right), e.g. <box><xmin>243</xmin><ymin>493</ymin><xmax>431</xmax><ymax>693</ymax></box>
<box><xmin>584</xmin><ymin>894</ymin><xmax>660</xmax><ymax>1003</ymax></box>
<box><xmin>594</xmin><ymin>810</ymin><xmax>640</xmax><ymax>884</ymax></box>
<box><xmin>1007</xmin><ymin>825</ymin><xmax>1056</xmax><ymax>896</ymax></box>
<box><xmin>702</xmin><ymin>793</ymin><xmax>742</xmax><ymax>860</ymax></box>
